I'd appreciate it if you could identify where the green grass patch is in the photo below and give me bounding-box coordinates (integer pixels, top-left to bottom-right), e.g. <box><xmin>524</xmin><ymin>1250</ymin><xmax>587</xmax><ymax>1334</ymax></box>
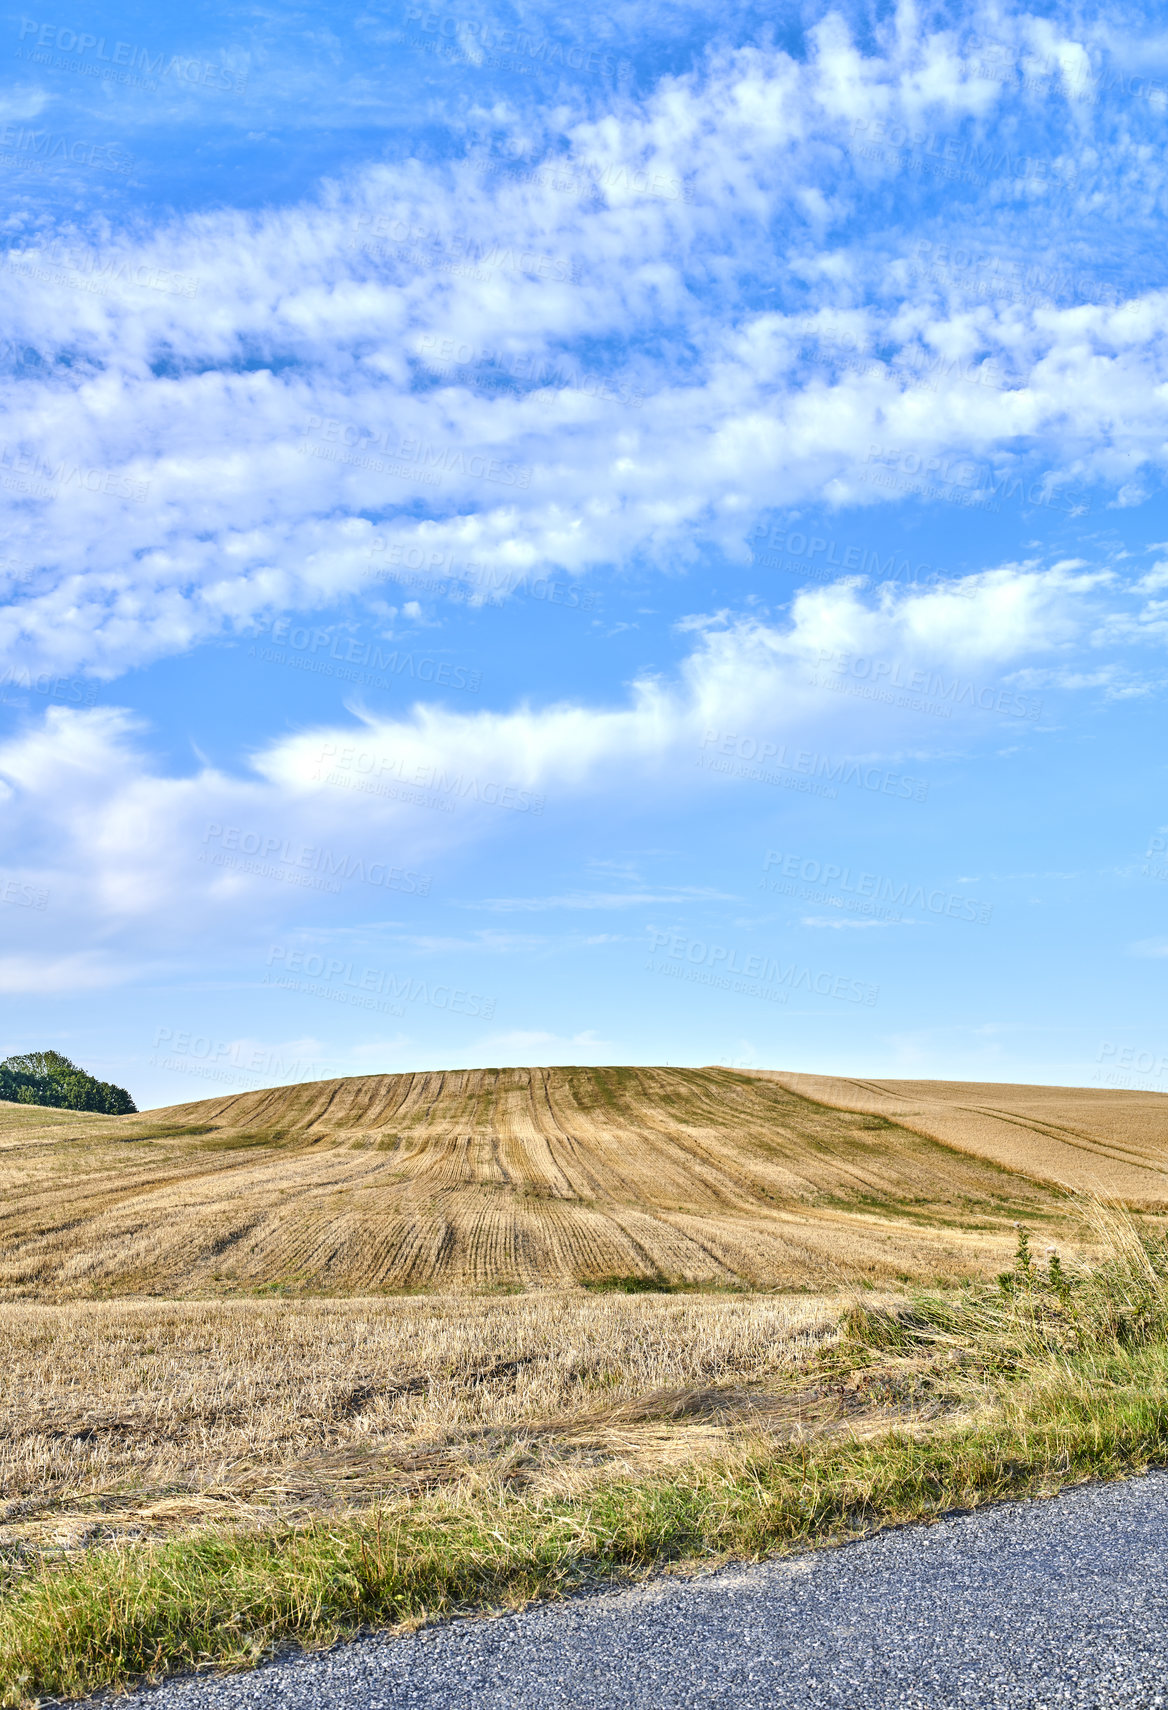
<box><xmin>123</xmin><ymin>1123</ymin><xmax>219</xmax><ymax>1141</ymax></box>
<box><xmin>196</xmin><ymin>1129</ymin><xmax>294</xmax><ymax>1152</ymax></box>
<box><xmin>3</xmin><ymin>1364</ymin><xmax>1166</xmax><ymax>1707</ymax></box>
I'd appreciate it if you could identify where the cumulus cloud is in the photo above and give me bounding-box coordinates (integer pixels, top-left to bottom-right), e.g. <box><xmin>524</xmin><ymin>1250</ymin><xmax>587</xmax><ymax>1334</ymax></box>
<box><xmin>0</xmin><ymin>562</ymin><xmax>1115</xmax><ymax>985</ymax></box>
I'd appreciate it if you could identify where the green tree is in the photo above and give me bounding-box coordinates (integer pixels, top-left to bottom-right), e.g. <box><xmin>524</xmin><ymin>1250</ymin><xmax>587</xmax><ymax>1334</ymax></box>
<box><xmin>0</xmin><ymin>1051</ymin><xmax>136</xmax><ymax>1114</ymax></box>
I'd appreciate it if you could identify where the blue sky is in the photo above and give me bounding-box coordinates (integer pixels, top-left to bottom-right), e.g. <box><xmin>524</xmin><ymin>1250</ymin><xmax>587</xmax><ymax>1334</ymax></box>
<box><xmin>2</xmin><ymin>0</ymin><xmax>1168</xmax><ymax>1110</ymax></box>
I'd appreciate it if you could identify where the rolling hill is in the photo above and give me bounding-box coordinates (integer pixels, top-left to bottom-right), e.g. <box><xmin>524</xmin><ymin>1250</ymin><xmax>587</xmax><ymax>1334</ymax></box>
<box><xmin>0</xmin><ymin>1066</ymin><xmax>1163</xmax><ymax>1298</ymax></box>
<box><xmin>760</xmin><ymin>1072</ymin><xmax>1168</xmax><ymax>1203</ymax></box>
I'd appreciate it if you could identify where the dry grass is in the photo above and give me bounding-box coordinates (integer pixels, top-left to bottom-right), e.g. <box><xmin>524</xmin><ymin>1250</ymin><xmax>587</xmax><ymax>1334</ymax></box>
<box><xmin>4</xmin><ymin>1217</ymin><xmax>1168</xmax><ymax>1706</ymax></box>
<box><xmin>0</xmin><ymin>1292</ymin><xmax>851</xmax><ymax>1557</ymax></box>
<box><xmin>0</xmin><ymin>1067</ymin><xmax>1078</xmax><ymax>1297</ymax></box>
<box><xmin>2</xmin><ymin>1072</ymin><xmax>1164</xmax><ymax>1702</ymax></box>
<box><xmin>762</xmin><ymin>1071</ymin><xmax>1168</xmax><ymax>1204</ymax></box>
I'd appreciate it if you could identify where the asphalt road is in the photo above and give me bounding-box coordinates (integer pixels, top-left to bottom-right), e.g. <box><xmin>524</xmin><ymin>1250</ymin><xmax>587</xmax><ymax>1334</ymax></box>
<box><xmin>134</xmin><ymin>1472</ymin><xmax>1168</xmax><ymax>1710</ymax></box>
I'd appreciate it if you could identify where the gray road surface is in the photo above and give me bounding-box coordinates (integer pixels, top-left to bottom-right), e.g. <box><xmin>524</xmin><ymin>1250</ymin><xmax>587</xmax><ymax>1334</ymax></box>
<box><xmin>132</xmin><ymin>1472</ymin><xmax>1168</xmax><ymax>1709</ymax></box>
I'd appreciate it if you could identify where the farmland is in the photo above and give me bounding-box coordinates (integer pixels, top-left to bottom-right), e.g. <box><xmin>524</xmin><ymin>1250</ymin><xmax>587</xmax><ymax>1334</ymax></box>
<box><xmin>0</xmin><ymin>1065</ymin><xmax>1125</xmax><ymax>1298</ymax></box>
<box><xmin>1</xmin><ymin>1068</ymin><xmax>1166</xmax><ymax>1702</ymax></box>
<box><xmin>0</xmin><ymin>1290</ymin><xmax>842</xmax><ymax>1559</ymax></box>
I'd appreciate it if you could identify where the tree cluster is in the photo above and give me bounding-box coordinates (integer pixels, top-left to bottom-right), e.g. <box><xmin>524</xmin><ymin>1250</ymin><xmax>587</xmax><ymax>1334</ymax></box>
<box><xmin>0</xmin><ymin>1050</ymin><xmax>137</xmax><ymax>1115</ymax></box>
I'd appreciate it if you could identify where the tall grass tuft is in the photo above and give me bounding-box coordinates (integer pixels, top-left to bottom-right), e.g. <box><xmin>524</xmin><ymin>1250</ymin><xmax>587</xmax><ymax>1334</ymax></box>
<box><xmin>843</xmin><ymin>1204</ymin><xmax>1168</xmax><ymax>1367</ymax></box>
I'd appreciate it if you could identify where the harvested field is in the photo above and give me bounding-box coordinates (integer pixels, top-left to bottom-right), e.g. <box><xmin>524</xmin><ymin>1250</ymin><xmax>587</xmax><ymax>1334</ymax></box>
<box><xmin>0</xmin><ymin>1068</ymin><xmax>1081</xmax><ymax>1298</ymax></box>
<box><xmin>0</xmin><ymin>1292</ymin><xmax>845</xmax><ymax>1556</ymax></box>
<box><xmin>761</xmin><ymin>1073</ymin><xmax>1168</xmax><ymax>1206</ymax></box>
<box><xmin>4</xmin><ymin>1216</ymin><xmax>1168</xmax><ymax>1707</ymax></box>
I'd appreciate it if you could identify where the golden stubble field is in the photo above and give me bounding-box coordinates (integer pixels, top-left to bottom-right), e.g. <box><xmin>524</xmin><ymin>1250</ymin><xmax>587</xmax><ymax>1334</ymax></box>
<box><xmin>0</xmin><ymin>1068</ymin><xmax>1163</xmax><ymax>1571</ymax></box>
<box><xmin>760</xmin><ymin>1071</ymin><xmax>1168</xmax><ymax>1204</ymax></box>
<box><xmin>0</xmin><ymin>1292</ymin><xmax>848</xmax><ymax>1556</ymax></box>
<box><xmin>0</xmin><ymin>1065</ymin><xmax>1119</xmax><ymax>1299</ymax></box>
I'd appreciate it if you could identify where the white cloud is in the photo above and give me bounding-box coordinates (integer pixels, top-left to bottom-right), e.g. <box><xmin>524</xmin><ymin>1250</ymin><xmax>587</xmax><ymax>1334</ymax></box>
<box><xmin>473</xmin><ymin>1028</ymin><xmax>615</xmax><ymax>1061</ymax></box>
<box><xmin>468</xmin><ymin>887</ymin><xmax>735</xmax><ymax>911</ymax></box>
<box><xmin>3</xmin><ymin>15</ymin><xmax>1167</xmax><ymax>679</ymax></box>
<box><xmin>0</xmin><ymin>562</ymin><xmax>1115</xmax><ymax>987</ymax></box>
